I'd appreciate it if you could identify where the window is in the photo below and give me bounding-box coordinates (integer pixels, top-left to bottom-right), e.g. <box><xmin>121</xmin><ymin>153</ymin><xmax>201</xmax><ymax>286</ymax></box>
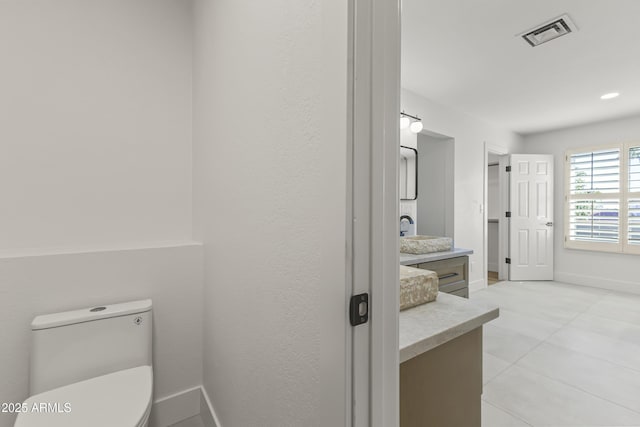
<box><xmin>565</xmin><ymin>142</ymin><xmax>640</xmax><ymax>254</ymax></box>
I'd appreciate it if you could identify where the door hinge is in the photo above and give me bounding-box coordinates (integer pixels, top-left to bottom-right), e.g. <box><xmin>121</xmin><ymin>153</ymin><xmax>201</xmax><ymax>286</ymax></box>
<box><xmin>505</xmin><ymin>211</ymin><xmax>512</xmax><ymax>218</ymax></box>
<box><xmin>505</xmin><ymin>258</ymin><xmax>511</xmax><ymax>264</ymax></box>
<box><xmin>506</xmin><ymin>166</ymin><xmax>511</xmax><ymax>172</ymax></box>
<box><xmin>349</xmin><ymin>293</ymin><xmax>369</xmax><ymax>326</ymax></box>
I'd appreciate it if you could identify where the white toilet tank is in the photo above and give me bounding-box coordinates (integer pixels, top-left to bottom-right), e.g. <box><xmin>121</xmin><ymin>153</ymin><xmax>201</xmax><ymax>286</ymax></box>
<box><xmin>29</xmin><ymin>299</ymin><xmax>152</xmax><ymax>395</ymax></box>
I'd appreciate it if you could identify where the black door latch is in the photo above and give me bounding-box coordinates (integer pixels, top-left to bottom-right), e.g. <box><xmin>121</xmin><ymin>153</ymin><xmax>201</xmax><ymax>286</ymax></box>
<box><xmin>349</xmin><ymin>293</ymin><xmax>369</xmax><ymax>326</ymax></box>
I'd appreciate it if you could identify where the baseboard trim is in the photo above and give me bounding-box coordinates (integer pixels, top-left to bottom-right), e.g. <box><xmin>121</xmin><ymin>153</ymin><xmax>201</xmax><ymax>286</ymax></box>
<box><xmin>150</xmin><ymin>386</ymin><xmax>201</xmax><ymax>427</ymax></box>
<box><xmin>555</xmin><ymin>272</ymin><xmax>640</xmax><ymax>295</ymax></box>
<box><xmin>469</xmin><ymin>279</ymin><xmax>486</xmax><ymax>293</ymax></box>
<box><xmin>148</xmin><ymin>386</ymin><xmax>223</xmax><ymax>427</ymax></box>
<box><xmin>200</xmin><ymin>386</ymin><xmax>223</xmax><ymax>427</ymax></box>
<box><xmin>488</xmin><ymin>263</ymin><xmax>499</xmax><ymax>273</ymax></box>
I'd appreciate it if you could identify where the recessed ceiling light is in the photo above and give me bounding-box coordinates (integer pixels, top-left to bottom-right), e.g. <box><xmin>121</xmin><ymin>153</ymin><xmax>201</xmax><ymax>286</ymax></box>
<box><xmin>601</xmin><ymin>92</ymin><xmax>620</xmax><ymax>100</ymax></box>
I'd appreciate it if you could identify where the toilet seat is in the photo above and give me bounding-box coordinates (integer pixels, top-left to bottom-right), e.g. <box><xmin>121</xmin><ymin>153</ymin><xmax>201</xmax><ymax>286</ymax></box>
<box><xmin>14</xmin><ymin>365</ymin><xmax>152</xmax><ymax>427</ymax></box>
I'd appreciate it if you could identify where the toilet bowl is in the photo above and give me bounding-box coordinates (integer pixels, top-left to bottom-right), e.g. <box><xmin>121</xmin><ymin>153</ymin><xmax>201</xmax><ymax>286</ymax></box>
<box><xmin>13</xmin><ymin>300</ymin><xmax>153</xmax><ymax>427</ymax></box>
<box><xmin>14</xmin><ymin>366</ymin><xmax>152</xmax><ymax>427</ymax></box>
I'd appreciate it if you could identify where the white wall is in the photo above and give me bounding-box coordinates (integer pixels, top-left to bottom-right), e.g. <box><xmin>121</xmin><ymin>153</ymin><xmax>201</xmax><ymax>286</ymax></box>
<box><xmin>0</xmin><ymin>244</ymin><xmax>203</xmax><ymax>427</ymax></box>
<box><xmin>0</xmin><ymin>0</ymin><xmax>193</xmax><ymax>253</ymax></box>
<box><xmin>193</xmin><ymin>1</ymin><xmax>350</xmax><ymax>426</ymax></box>
<box><xmin>416</xmin><ymin>134</ymin><xmax>454</xmax><ymax>238</ymax></box>
<box><xmin>523</xmin><ymin>114</ymin><xmax>640</xmax><ymax>292</ymax></box>
<box><xmin>402</xmin><ymin>89</ymin><xmax>523</xmax><ymax>289</ymax></box>
<box><xmin>0</xmin><ymin>3</ymin><xmax>202</xmax><ymax>427</ymax></box>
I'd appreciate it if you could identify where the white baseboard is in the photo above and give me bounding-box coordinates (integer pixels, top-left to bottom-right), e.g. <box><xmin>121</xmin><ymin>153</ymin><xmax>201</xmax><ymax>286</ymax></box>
<box><xmin>469</xmin><ymin>278</ymin><xmax>487</xmax><ymax>293</ymax></box>
<box><xmin>555</xmin><ymin>272</ymin><xmax>640</xmax><ymax>295</ymax></box>
<box><xmin>488</xmin><ymin>263</ymin><xmax>499</xmax><ymax>273</ymax></box>
<box><xmin>200</xmin><ymin>386</ymin><xmax>223</xmax><ymax>427</ymax></box>
<box><xmin>149</xmin><ymin>386</ymin><xmax>223</xmax><ymax>427</ymax></box>
<box><xmin>150</xmin><ymin>386</ymin><xmax>201</xmax><ymax>427</ymax></box>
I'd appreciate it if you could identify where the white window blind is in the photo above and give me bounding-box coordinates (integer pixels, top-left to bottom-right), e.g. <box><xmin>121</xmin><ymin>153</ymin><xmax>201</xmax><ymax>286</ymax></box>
<box><xmin>565</xmin><ymin>143</ymin><xmax>640</xmax><ymax>254</ymax></box>
<box><xmin>629</xmin><ymin>145</ymin><xmax>640</xmax><ymax>248</ymax></box>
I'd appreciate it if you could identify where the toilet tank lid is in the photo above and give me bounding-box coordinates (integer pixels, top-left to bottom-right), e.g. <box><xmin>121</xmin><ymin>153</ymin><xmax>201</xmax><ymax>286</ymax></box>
<box><xmin>32</xmin><ymin>299</ymin><xmax>152</xmax><ymax>330</ymax></box>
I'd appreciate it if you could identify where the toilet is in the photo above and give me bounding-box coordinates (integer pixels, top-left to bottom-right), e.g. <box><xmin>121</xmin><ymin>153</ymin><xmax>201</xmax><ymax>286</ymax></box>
<box><xmin>14</xmin><ymin>299</ymin><xmax>153</xmax><ymax>427</ymax></box>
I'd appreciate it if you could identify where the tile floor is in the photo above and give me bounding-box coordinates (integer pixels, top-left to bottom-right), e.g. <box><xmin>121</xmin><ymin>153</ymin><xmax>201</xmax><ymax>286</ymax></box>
<box><xmin>473</xmin><ymin>280</ymin><xmax>640</xmax><ymax>427</ymax></box>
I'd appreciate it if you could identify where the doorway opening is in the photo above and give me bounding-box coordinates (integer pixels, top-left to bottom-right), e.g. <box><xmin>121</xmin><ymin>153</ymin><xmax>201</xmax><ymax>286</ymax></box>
<box><xmin>484</xmin><ymin>144</ymin><xmax>509</xmax><ymax>287</ymax></box>
<box><xmin>487</xmin><ymin>153</ymin><xmax>502</xmax><ymax>285</ymax></box>
<box><xmin>483</xmin><ymin>149</ymin><xmax>556</xmax><ymax>285</ymax></box>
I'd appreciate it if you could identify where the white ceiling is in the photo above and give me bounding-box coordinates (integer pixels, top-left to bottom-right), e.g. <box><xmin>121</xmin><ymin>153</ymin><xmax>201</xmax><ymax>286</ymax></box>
<box><xmin>401</xmin><ymin>0</ymin><xmax>640</xmax><ymax>135</ymax></box>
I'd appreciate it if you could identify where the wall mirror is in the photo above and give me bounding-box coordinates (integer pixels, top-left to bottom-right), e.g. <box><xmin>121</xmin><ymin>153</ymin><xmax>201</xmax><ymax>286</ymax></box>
<box><xmin>400</xmin><ymin>146</ymin><xmax>418</xmax><ymax>200</ymax></box>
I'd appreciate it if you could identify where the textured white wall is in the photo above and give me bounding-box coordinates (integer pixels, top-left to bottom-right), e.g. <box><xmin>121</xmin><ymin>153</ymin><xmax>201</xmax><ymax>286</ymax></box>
<box><xmin>0</xmin><ymin>0</ymin><xmax>193</xmax><ymax>252</ymax></box>
<box><xmin>523</xmin><ymin>114</ymin><xmax>640</xmax><ymax>292</ymax></box>
<box><xmin>0</xmin><ymin>244</ymin><xmax>203</xmax><ymax>427</ymax></box>
<box><xmin>402</xmin><ymin>89</ymin><xmax>523</xmax><ymax>289</ymax></box>
<box><xmin>193</xmin><ymin>1</ymin><xmax>350</xmax><ymax>426</ymax></box>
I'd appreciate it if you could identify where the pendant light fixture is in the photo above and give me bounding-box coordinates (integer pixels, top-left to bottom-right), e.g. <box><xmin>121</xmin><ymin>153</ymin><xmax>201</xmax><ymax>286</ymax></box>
<box><xmin>400</xmin><ymin>111</ymin><xmax>423</xmax><ymax>134</ymax></box>
<box><xmin>399</xmin><ymin>116</ymin><xmax>411</xmax><ymax>129</ymax></box>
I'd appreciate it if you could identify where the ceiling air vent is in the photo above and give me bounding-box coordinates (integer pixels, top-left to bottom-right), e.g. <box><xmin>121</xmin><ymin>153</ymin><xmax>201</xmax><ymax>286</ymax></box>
<box><xmin>520</xmin><ymin>14</ymin><xmax>577</xmax><ymax>47</ymax></box>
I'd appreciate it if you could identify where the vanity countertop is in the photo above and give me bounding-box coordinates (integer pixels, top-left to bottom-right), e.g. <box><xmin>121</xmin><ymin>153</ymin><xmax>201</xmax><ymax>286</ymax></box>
<box><xmin>399</xmin><ymin>292</ymin><xmax>498</xmax><ymax>363</ymax></box>
<box><xmin>399</xmin><ymin>247</ymin><xmax>473</xmax><ymax>265</ymax></box>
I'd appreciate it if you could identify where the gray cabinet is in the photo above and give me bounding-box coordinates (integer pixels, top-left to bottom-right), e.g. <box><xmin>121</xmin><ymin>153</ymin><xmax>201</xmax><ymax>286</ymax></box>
<box><xmin>408</xmin><ymin>255</ymin><xmax>469</xmax><ymax>298</ymax></box>
<box><xmin>400</xmin><ymin>327</ymin><xmax>482</xmax><ymax>426</ymax></box>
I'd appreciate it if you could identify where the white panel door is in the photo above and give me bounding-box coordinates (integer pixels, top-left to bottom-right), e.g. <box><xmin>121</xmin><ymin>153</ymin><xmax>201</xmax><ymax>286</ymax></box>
<box><xmin>509</xmin><ymin>154</ymin><xmax>554</xmax><ymax>280</ymax></box>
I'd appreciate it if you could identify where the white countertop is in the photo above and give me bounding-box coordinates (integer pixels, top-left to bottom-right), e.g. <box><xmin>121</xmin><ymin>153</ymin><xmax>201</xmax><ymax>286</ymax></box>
<box><xmin>399</xmin><ymin>248</ymin><xmax>473</xmax><ymax>265</ymax></box>
<box><xmin>399</xmin><ymin>292</ymin><xmax>498</xmax><ymax>363</ymax></box>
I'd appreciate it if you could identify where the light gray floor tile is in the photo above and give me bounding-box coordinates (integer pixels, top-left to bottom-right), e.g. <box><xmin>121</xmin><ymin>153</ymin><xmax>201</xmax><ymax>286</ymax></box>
<box><xmin>483</xmin><ymin>324</ymin><xmax>541</xmax><ymax>363</ymax></box>
<box><xmin>547</xmin><ymin>326</ymin><xmax>640</xmax><ymax>372</ymax></box>
<box><xmin>586</xmin><ymin>296</ymin><xmax>640</xmax><ymax>325</ymax></box>
<box><xmin>481</xmin><ymin>400</ymin><xmax>531</xmax><ymax>426</ymax></box>
<box><xmin>480</xmin><ymin>281</ymin><xmax>640</xmax><ymax>426</ymax></box>
<box><xmin>474</xmin><ymin>287</ymin><xmax>584</xmax><ymax>324</ymax></box>
<box><xmin>602</xmin><ymin>291</ymin><xmax>640</xmax><ymax>305</ymax></box>
<box><xmin>509</xmin><ymin>281</ymin><xmax>608</xmax><ymax>302</ymax></box>
<box><xmin>517</xmin><ymin>342</ymin><xmax>640</xmax><ymax>413</ymax></box>
<box><xmin>170</xmin><ymin>415</ymin><xmax>206</xmax><ymax>427</ymax></box>
<box><xmin>483</xmin><ymin>352</ymin><xmax>511</xmax><ymax>385</ymax></box>
<box><xmin>483</xmin><ymin>365</ymin><xmax>640</xmax><ymax>426</ymax></box>
<box><xmin>489</xmin><ymin>307</ymin><xmax>563</xmax><ymax>341</ymax></box>
<box><xmin>569</xmin><ymin>312</ymin><xmax>640</xmax><ymax>346</ymax></box>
